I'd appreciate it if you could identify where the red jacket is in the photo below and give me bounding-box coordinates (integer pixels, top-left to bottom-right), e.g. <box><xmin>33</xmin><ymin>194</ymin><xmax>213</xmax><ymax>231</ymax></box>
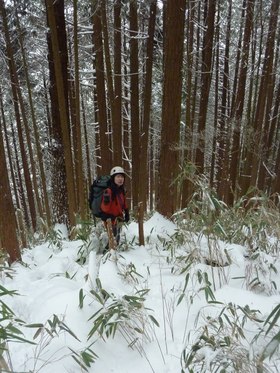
<box><xmin>100</xmin><ymin>187</ymin><xmax>127</xmax><ymax>221</ymax></box>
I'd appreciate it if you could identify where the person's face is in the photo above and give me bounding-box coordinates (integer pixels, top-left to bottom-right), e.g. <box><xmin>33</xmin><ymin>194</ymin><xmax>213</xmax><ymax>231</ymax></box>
<box><xmin>114</xmin><ymin>174</ymin><xmax>125</xmax><ymax>186</ymax></box>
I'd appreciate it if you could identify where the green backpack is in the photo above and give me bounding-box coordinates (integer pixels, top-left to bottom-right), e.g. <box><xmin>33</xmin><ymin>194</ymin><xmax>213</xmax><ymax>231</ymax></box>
<box><xmin>88</xmin><ymin>175</ymin><xmax>110</xmax><ymax>218</ymax></box>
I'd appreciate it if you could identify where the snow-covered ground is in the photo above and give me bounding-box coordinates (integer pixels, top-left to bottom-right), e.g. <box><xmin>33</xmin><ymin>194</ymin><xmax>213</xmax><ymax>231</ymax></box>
<box><xmin>1</xmin><ymin>212</ymin><xmax>280</xmax><ymax>372</ymax></box>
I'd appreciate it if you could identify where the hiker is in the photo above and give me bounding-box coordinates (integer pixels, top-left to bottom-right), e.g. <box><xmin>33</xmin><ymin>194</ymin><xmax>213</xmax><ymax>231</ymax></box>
<box><xmin>100</xmin><ymin>166</ymin><xmax>130</xmax><ymax>248</ymax></box>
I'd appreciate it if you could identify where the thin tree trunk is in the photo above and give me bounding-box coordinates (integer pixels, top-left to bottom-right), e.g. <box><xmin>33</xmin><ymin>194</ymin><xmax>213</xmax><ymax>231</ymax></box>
<box><xmin>210</xmin><ymin>1</ymin><xmax>221</xmax><ymax>189</ymax></box>
<box><xmin>0</xmin><ymin>115</ymin><xmax>21</xmax><ymax>263</ymax></box>
<box><xmin>92</xmin><ymin>2</ymin><xmax>111</xmax><ymax>173</ymax></box>
<box><xmin>238</xmin><ymin>21</ymin><xmax>259</xmax><ymax>197</ymax></box>
<box><xmin>10</xmin><ymin>119</ymin><xmax>30</xmax><ymax>233</ymax></box>
<box><xmin>227</xmin><ymin>0</ymin><xmax>255</xmax><ymax>205</ymax></box>
<box><xmin>230</xmin><ymin>0</ymin><xmax>247</xmax><ymax>117</ymax></box>
<box><xmin>0</xmin><ymin>0</ymin><xmax>37</xmax><ymax>231</ymax></box>
<box><xmin>101</xmin><ymin>0</ymin><xmax>121</xmax><ymax>166</ymax></box>
<box><xmin>181</xmin><ymin>0</ymin><xmax>196</xmax><ymax>207</ymax></box>
<box><xmin>130</xmin><ymin>0</ymin><xmax>140</xmax><ymax>208</ymax></box>
<box><xmin>216</xmin><ymin>0</ymin><xmax>231</xmax><ymax>201</ymax></box>
<box><xmin>138</xmin><ymin>0</ymin><xmax>157</xmax><ymax>212</ymax></box>
<box><xmin>0</xmin><ymin>87</ymin><xmax>20</xmax><ymax>210</ymax></box>
<box><xmin>271</xmin><ymin>121</ymin><xmax>280</xmax><ymax>196</ymax></box>
<box><xmin>113</xmin><ymin>0</ymin><xmax>123</xmax><ymax>166</ymax></box>
<box><xmin>250</xmin><ymin>0</ymin><xmax>279</xmax><ymax>188</ymax></box>
<box><xmin>194</xmin><ymin>0</ymin><xmax>216</xmax><ymax>173</ymax></box>
<box><xmin>255</xmin><ymin>3</ymin><xmax>280</xmax><ymax>192</ymax></box>
<box><xmin>73</xmin><ymin>0</ymin><xmax>86</xmax><ymax>219</ymax></box>
<box><xmin>14</xmin><ymin>3</ymin><xmax>51</xmax><ymax>227</ymax></box>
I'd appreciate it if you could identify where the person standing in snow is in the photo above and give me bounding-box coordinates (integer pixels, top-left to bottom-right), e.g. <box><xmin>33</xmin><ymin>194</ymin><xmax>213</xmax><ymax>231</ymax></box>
<box><xmin>100</xmin><ymin>166</ymin><xmax>130</xmax><ymax>249</ymax></box>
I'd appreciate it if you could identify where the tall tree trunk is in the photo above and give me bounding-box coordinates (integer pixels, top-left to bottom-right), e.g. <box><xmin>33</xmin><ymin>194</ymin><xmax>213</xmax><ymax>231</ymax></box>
<box><xmin>194</xmin><ymin>0</ymin><xmax>216</xmax><ymax>173</ymax></box>
<box><xmin>238</xmin><ymin>20</ymin><xmax>259</xmax><ymax>197</ymax></box>
<box><xmin>113</xmin><ymin>0</ymin><xmax>123</xmax><ymax>166</ymax></box>
<box><xmin>181</xmin><ymin>0</ymin><xmax>196</xmax><ymax>207</ymax></box>
<box><xmin>101</xmin><ymin>0</ymin><xmax>121</xmax><ymax>166</ymax></box>
<box><xmin>130</xmin><ymin>0</ymin><xmax>140</xmax><ymax>208</ymax></box>
<box><xmin>227</xmin><ymin>0</ymin><xmax>254</xmax><ymax>205</ymax></box>
<box><xmin>267</xmin><ymin>80</ymin><xmax>280</xmax><ymax>193</ymax></box>
<box><xmin>157</xmin><ymin>0</ymin><xmax>186</xmax><ymax>217</ymax></box>
<box><xmin>250</xmin><ymin>0</ymin><xmax>279</xmax><ymax>189</ymax></box>
<box><xmin>92</xmin><ymin>2</ymin><xmax>111</xmax><ymax>173</ymax></box>
<box><xmin>73</xmin><ymin>0</ymin><xmax>86</xmax><ymax>219</ymax></box>
<box><xmin>46</xmin><ymin>0</ymin><xmax>76</xmax><ymax>228</ymax></box>
<box><xmin>271</xmin><ymin>123</ymin><xmax>280</xmax><ymax>196</ymax></box>
<box><xmin>0</xmin><ymin>87</ymin><xmax>20</xmax><ymax>210</ymax></box>
<box><xmin>14</xmin><ymin>1</ymin><xmax>51</xmax><ymax>228</ymax></box>
<box><xmin>138</xmin><ymin>0</ymin><xmax>157</xmax><ymax>212</ymax></box>
<box><xmin>46</xmin><ymin>19</ymin><xmax>68</xmax><ymax>226</ymax></box>
<box><xmin>122</xmin><ymin>38</ymin><xmax>132</xmax><ymax>206</ymax></box>
<box><xmin>0</xmin><ymin>0</ymin><xmax>37</xmax><ymax>231</ymax></box>
<box><xmin>10</xmin><ymin>119</ymin><xmax>29</xmax><ymax>234</ymax></box>
<box><xmin>255</xmin><ymin>1</ymin><xmax>280</xmax><ymax>192</ymax></box>
<box><xmin>216</xmin><ymin>0</ymin><xmax>232</xmax><ymax>201</ymax></box>
<box><xmin>230</xmin><ymin>0</ymin><xmax>247</xmax><ymax>116</ymax></box>
<box><xmin>0</xmin><ymin>116</ymin><xmax>21</xmax><ymax>263</ymax></box>
<box><xmin>210</xmin><ymin>1</ymin><xmax>221</xmax><ymax>189</ymax></box>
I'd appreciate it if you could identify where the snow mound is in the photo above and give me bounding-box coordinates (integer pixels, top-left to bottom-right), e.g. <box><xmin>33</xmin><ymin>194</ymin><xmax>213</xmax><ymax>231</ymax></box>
<box><xmin>125</xmin><ymin>212</ymin><xmax>177</xmax><ymax>244</ymax></box>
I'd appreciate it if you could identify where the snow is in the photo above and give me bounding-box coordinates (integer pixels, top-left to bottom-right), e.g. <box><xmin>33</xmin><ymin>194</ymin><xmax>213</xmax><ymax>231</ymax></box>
<box><xmin>1</xmin><ymin>212</ymin><xmax>280</xmax><ymax>372</ymax></box>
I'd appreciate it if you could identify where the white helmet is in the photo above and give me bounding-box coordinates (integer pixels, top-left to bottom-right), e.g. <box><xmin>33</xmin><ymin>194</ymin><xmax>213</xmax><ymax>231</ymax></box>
<box><xmin>110</xmin><ymin>166</ymin><xmax>125</xmax><ymax>176</ymax></box>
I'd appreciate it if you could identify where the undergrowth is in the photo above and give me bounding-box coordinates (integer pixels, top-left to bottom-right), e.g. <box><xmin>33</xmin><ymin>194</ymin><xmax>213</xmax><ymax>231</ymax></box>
<box><xmin>1</xmin><ymin>183</ymin><xmax>280</xmax><ymax>372</ymax></box>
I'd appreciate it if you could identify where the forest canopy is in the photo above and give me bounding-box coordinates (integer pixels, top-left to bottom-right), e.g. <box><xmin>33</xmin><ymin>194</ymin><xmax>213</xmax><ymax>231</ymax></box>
<box><xmin>0</xmin><ymin>0</ymin><xmax>280</xmax><ymax>262</ymax></box>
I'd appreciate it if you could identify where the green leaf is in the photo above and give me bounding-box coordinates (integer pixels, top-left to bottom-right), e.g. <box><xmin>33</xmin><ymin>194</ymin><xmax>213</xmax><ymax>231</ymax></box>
<box><xmin>183</xmin><ymin>273</ymin><xmax>190</xmax><ymax>292</ymax></box>
<box><xmin>264</xmin><ymin>304</ymin><xmax>280</xmax><ymax>335</ymax></box>
<box><xmin>149</xmin><ymin>315</ymin><xmax>160</xmax><ymax>327</ymax></box>
<box><xmin>260</xmin><ymin>330</ymin><xmax>280</xmax><ymax>361</ymax></box>
<box><xmin>33</xmin><ymin>327</ymin><xmax>44</xmax><ymax>340</ymax></box>
<box><xmin>134</xmin><ymin>327</ymin><xmax>144</xmax><ymax>334</ymax></box>
<box><xmin>59</xmin><ymin>322</ymin><xmax>80</xmax><ymax>341</ymax></box>
<box><xmin>71</xmin><ymin>353</ymin><xmax>89</xmax><ymax>372</ymax></box>
<box><xmin>25</xmin><ymin>323</ymin><xmax>44</xmax><ymax>328</ymax></box>
<box><xmin>88</xmin><ymin>307</ymin><xmax>103</xmax><ymax>321</ymax></box>
<box><xmin>79</xmin><ymin>289</ymin><xmax>84</xmax><ymax>309</ymax></box>
<box><xmin>177</xmin><ymin>293</ymin><xmax>185</xmax><ymax>306</ymax></box>
<box><xmin>6</xmin><ymin>325</ymin><xmax>23</xmax><ymax>336</ymax></box>
<box><xmin>204</xmin><ymin>286</ymin><xmax>216</xmax><ymax>302</ymax></box>
<box><xmin>88</xmin><ymin>318</ymin><xmax>103</xmax><ymax>339</ymax></box>
<box><xmin>0</xmin><ymin>285</ymin><xmax>19</xmax><ymax>297</ymax></box>
<box><xmin>89</xmin><ymin>290</ymin><xmax>105</xmax><ymax>305</ymax></box>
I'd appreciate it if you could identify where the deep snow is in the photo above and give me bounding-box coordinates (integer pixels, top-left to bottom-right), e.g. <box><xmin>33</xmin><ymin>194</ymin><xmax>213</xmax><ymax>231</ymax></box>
<box><xmin>1</xmin><ymin>212</ymin><xmax>280</xmax><ymax>372</ymax></box>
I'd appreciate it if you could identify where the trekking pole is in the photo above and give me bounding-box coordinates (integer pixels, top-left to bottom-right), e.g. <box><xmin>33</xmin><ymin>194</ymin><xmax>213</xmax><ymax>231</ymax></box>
<box><xmin>106</xmin><ymin>219</ymin><xmax>117</xmax><ymax>250</ymax></box>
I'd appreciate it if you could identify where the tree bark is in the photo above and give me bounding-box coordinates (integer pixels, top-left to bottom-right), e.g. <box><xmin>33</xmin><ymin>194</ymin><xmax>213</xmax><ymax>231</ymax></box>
<box><xmin>227</xmin><ymin>0</ymin><xmax>254</xmax><ymax>204</ymax></box>
<box><xmin>113</xmin><ymin>0</ymin><xmax>123</xmax><ymax>166</ymax></box>
<box><xmin>0</xmin><ymin>0</ymin><xmax>37</xmax><ymax>231</ymax></box>
<box><xmin>138</xmin><ymin>0</ymin><xmax>157</xmax><ymax>212</ymax></box>
<box><xmin>14</xmin><ymin>3</ymin><xmax>51</xmax><ymax>227</ymax></box>
<box><xmin>216</xmin><ymin>1</ymin><xmax>231</xmax><ymax>201</ymax></box>
<box><xmin>194</xmin><ymin>0</ymin><xmax>216</xmax><ymax>173</ymax></box>
<box><xmin>157</xmin><ymin>0</ymin><xmax>186</xmax><ymax>217</ymax></box>
<box><xmin>92</xmin><ymin>3</ymin><xmax>111</xmax><ymax>173</ymax></box>
<box><xmin>130</xmin><ymin>1</ymin><xmax>140</xmax><ymax>208</ymax></box>
<box><xmin>181</xmin><ymin>1</ymin><xmax>196</xmax><ymax>208</ymax></box>
<box><xmin>46</xmin><ymin>0</ymin><xmax>76</xmax><ymax>228</ymax></box>
<box><xmin>0</xmin><ymin>116</ymin><xmax>21</xmax><ymax>263</ymax></box>
<box><xmin>73</xmin><ymin>0</ymin><xmax>86</xmax><ymax>219</ymax></box>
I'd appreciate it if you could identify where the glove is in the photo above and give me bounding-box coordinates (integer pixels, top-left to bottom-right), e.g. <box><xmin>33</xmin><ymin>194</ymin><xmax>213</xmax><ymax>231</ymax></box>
<box><xmin>124</xmin><ymin>209</ymin><xmax>130</xmax><ymax>223</ymax></box>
